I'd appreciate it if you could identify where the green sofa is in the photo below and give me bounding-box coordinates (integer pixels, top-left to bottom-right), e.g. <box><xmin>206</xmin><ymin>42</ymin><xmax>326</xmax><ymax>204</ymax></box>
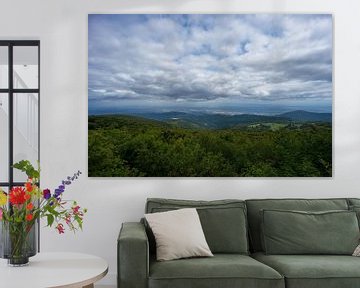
<box><xmin>118</xmin><ymin>198</ymin><xmax>360</xmax><ymax>288</ymax></box>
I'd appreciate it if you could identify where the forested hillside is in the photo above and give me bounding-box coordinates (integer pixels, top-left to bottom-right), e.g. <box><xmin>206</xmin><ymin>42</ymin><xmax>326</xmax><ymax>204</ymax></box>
<box><xmin>88</xmin><ymin>114</ymin><xmax>332</xmax><ymax>177</ymax></box>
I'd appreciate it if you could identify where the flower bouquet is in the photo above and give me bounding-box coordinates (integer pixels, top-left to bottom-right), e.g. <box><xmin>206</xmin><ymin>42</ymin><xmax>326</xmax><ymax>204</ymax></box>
<box><xmin>0</xmin><ymin>160</ymin><xmax>87</xmax><ymax>266</ymax></box>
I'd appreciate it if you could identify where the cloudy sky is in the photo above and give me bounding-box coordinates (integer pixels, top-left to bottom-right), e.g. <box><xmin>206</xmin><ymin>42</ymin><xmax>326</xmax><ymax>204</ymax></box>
<box><xmin>88</xmin><ymin>14</ymin><xmax>332</xmax><ymax>115</ymax></box>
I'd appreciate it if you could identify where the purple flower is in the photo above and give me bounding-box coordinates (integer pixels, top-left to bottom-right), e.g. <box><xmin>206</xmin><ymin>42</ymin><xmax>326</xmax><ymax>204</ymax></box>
<box><xmin>43</xmin><ymin>189</ymin><xmax>51</xmax><ymax>200</ymax></box>
<box><xmin>54</xmin><ymin>189</ymin><xmax>63</xmax><ymax>198</ymax></box>
<box><xmin>54</xmin><ymin>171</ymin><xmax>82</xmax><ymax>199</ymax></box>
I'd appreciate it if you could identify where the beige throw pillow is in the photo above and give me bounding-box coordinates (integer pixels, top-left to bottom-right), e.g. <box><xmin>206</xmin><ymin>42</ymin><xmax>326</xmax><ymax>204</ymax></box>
<box><xmin>353</xmin><ymin>244</ymin><xmax>360</xmax><ymax>256</ymax></box>
<box><xmin>145</xmin><ymin>208</ymin><xmax>213</xmax><ymax>261</ymax></box>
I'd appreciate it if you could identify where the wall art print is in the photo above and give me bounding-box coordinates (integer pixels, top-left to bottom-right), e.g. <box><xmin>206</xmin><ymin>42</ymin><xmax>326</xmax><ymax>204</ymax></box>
<box><xmin>88</xmin><ymin>14</ymin><xmax>332</xmax><ymax>177</ymax></box>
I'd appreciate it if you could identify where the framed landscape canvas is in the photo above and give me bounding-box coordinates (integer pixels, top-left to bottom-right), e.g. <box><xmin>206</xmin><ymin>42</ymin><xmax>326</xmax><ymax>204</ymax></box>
<box><xmin>88</xmin><ymin>14</ymin><xmax>332</xmax><ymax>177</ymax></box>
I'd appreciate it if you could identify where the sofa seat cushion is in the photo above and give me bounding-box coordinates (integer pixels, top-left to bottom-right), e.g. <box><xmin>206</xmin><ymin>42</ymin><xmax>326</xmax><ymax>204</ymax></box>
<box><xmin>149</xmin><ymin>254</ymin><xmax>284</xmax><ymax>288</ymax></box>
<box><xmin>252</xmin><ymin>252</ymin><xmax>360</xmax><ymax>288</ymax></box>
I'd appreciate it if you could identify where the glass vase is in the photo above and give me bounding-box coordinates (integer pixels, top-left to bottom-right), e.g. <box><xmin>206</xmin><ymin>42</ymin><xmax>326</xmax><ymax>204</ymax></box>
<box><xmin>0</xmin><ymin>220</ymin><xmax>37</xmax><ymax>266</ymax></box>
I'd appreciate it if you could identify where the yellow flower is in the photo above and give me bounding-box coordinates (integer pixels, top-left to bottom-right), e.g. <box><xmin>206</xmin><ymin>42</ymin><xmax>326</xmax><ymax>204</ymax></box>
<box><xmin>0</xmin><ymin>190</ymin><xmax>7</xmax><ymax>206</ymax></box>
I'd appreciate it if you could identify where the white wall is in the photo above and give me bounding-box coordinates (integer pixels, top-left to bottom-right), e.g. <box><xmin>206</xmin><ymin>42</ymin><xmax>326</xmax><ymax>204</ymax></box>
<box><xmin>1</xmin><ymin>0</ymin><xmax>360</xmax><ymax>286</ymax></box>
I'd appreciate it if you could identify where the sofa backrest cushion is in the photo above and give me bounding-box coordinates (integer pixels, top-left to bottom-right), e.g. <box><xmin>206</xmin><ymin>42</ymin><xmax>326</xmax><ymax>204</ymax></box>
<box><xmin>347</xmin><ymin>199</ymin><xmax>360</xmax><ymax>228</ymax></box>
<box><xmin>261</xmin><ymin>209</ymin><xmax>359</xmax><ymax>255</ymax></box>
<box><xmin>348</xmin><ymin>198</ymin><xmax>360</xmax><ymax>207</ymax></box>
<box><xmin>145</xmin><ymin>198</ymin><xmax>249</xmax><ymax>254</ymax></box>
<box><xmin>246</xmin><ymin>198</ymin><xmax>349</xmax><ymax>252</ymax></box>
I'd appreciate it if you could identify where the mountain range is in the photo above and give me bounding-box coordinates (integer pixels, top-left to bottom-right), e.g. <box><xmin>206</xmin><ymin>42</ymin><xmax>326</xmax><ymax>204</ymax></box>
<box><xmin>133</xmin><ymin>110</ymin><xmax>332</xmax><ymax>129</ymax></box>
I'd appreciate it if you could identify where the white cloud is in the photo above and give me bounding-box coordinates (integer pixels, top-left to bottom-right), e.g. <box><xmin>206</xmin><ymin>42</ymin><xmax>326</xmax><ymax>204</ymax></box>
<box><xmin>88</xmin><ymin>14</ymin><xmax>332</xmax><ymax>110</ymax></box>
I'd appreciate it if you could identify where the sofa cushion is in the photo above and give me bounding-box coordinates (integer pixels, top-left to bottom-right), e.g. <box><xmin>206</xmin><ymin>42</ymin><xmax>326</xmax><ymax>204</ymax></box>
<box><xmin>346</xmin><ymin>199</ymin><xmax>360</xmax><ymax>229</ymax></box>
<box><xmin>246</xmin><ymin>198</ymin><xmax>349</xmax><ymax>252</ymax></box>
<box><xmin>145</xmin><ymin>208</ymin><xmax>213</xmax><ymax>261</ymax></box>
<box><xmin>149</xmin><ymin>254</ymin><xmax>284</xmax><ymax>288</ymax></box>
<box><xmin>347</xmin><ymin>198</ymin><xmax>360</xmax><ymax>207</ymax></box>
<box><xmin>349</xmin><ymin>205</ymin><xmax>360</xmax><ymax>228</ymax></box>
<box><xmin>146</xmin><ymin>198</ymin><xmax>249</xmax><ymax>254</ymax></box>
<box><xmin>261</xmin><ymin>209</ymin><xmax>359</xmax><ymax>255</ymax></box>
<box><xmin>252</xmin><ymin>252</ymin><xmax>360</xmax><ymax>288</ymax></box>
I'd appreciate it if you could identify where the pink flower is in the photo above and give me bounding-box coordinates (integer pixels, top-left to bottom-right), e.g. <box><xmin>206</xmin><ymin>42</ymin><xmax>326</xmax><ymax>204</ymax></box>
<box><xmin>0</xmin><ymin>208</ymin><xmax>3</xmax><ymax>220</ymax></box>
<box><xmin>72</xmin><ymin>205</ymin><xmax>80</xmax><ymax>215</ymax></box>
<box><xmin>65</xmin><ymin>214</ymin><xmax>71</xmax><ymax>225</ymax></box>
<box><xmin>56</xmin><ymin>223</ymin><xmax>65</xmax><ymax>234</ymax></box>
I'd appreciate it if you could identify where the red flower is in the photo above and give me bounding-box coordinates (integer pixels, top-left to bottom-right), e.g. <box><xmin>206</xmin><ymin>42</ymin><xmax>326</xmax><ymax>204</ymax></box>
<box><xmin>9</xmin><ymin>187</ymin><xmax>26</xmax><ymax>205</ymax></box>
<box><xmin>26</xmin><ymin>214</ymin><xmax>33</xmax><ymax>221</ymax></box>
<box><xmin>26</xmin><ymin>203</ymin><xmax>34</xmax><ymax>210</ymax></box>
<box><xmin>24</xmin><ymin>193</ymin><xmax>31</xmax><ymax>200</ymax></box>
<box><xmin>56</xmin><ymin>223</ymin><xmax>65</xmax><ymax>234</ymax></box>
<box><xmin>25</xmin><ymin>182</ymin><xmax>33</xmax><ymax>192</ymax></box>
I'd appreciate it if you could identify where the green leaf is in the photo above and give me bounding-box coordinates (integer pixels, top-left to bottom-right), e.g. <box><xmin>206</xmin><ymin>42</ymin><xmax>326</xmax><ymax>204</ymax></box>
<box><xmin>12</xmin><ymin>160</ymin><xmax>40</xmax><ymax>180</ymax></box>
<box><xmin>44</xmin><ymin>204</ymin><xmax>60</xmax><ymax>217</ymax></box>
<box><xmin>47</xmin><ymin>214</ymin><xmax>54</xmax><ymax>227</ymax></box>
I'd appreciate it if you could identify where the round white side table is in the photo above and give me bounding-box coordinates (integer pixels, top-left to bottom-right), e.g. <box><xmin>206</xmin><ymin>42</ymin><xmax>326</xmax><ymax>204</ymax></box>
<box><xmin>0</xmin><ymin>252</ymin><xmax>108</xmax><ymax>288</ymax></box>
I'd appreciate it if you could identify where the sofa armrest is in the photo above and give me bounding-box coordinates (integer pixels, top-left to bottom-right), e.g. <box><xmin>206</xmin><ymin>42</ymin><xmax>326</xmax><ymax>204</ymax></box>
<box><xmin>118</xmin><ymin>222</ymin><xmax>149</xmax><ymax>288</ymax></box>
